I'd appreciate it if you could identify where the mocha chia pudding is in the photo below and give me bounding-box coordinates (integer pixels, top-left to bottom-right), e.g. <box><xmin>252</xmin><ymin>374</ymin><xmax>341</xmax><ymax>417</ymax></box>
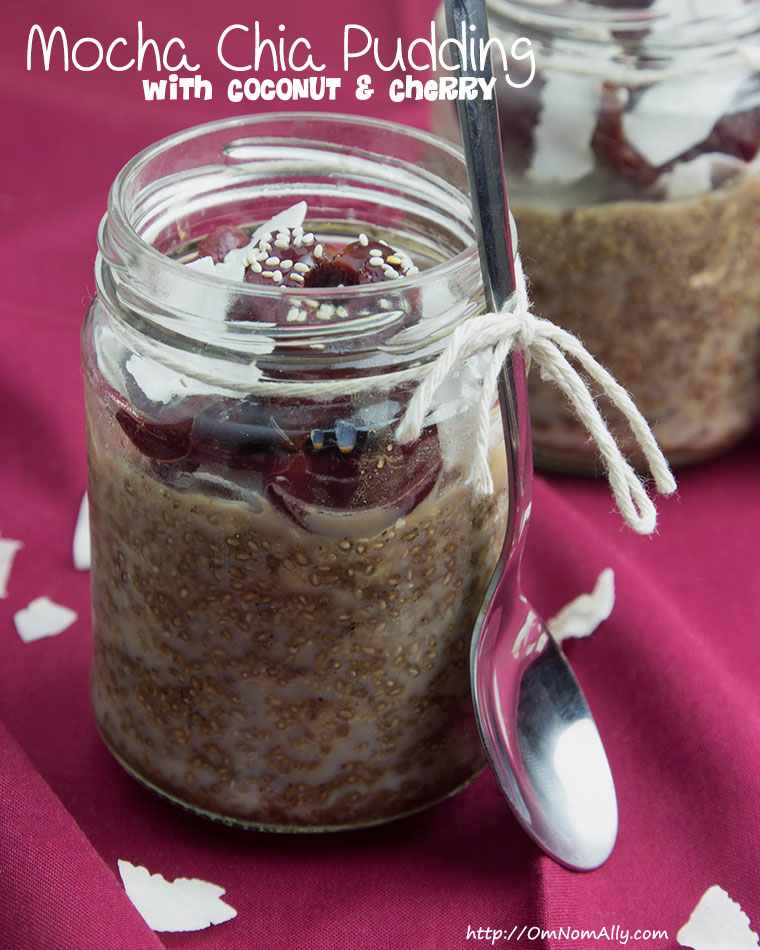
<box><xmin>516</xmin><ymin>174</ymin><xmax>760</xmax><ymax>470</ymax></box>
<box><xmin>84</xmin><ymin>190</ymin><xmax>509</xmax><ymax>829</ymax></box>
<box><xmin>434</xmin><ymin>0</ymin><xmax>760</xmax><ymax>470</ymax></box>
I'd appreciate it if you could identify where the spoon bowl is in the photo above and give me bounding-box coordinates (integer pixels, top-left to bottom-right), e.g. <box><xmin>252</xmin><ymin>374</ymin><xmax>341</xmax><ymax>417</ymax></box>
<box><xmin>445</xmin><ymin>0</ymin><xmax>618</xmax><ymax>869</ymax></box>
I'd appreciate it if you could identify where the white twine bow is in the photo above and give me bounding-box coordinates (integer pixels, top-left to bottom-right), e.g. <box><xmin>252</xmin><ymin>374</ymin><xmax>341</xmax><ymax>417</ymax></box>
<box><xmin>395</xmin><ymin>256</ymin><xmax>677</xmax><ymax>535</ymax></box>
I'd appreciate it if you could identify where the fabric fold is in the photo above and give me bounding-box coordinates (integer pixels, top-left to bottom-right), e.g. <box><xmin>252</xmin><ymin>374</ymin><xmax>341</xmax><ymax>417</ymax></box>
<box><xmin>0</xmin><ymin>719</ymin><xmax>164</xmax><ymax>950</ymax></box>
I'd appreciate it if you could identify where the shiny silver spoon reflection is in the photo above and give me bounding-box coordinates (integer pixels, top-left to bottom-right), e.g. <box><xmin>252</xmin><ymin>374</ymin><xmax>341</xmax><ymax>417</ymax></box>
<box><xmin>445</xmin><ymin>0</ymin><xmax>618</xmax><ymax>870</ymax></box>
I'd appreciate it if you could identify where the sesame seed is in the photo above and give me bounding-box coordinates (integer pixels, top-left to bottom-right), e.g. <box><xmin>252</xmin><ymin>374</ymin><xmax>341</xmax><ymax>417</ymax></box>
<box><xmin>359</xmin><ymin>233</ymin><xmax>369</xmax><ymax>246</ymax></box>
<box><xmin>303</xmin><ymin>233</ymin><xmax>315</xmax><ymax>245</ymax></box>
<box><xmin>251</xmin><ymin>262</ymin><xmax>263</xmax><ymax>274</ymax></box>
<box><xmin>369</xmin><ymin>258</ymin><xmax>384</xmax><ymax>268</ymax></box>
<box><xmin>266</xmin><ymin>256</ymin><xmax>281</xmax><ymax>266</ymax></box>
<box><xmin>261</xmin><ymin>270</ymin><xmax>274</xmax><ymax>279</ymax></box>
<box><xmin>336</xmin><ymin>305</ymin><xmax>349</xmax><ymax>318</ymax></box>
<box><xmin>386</xmin><ymin>255</ymin><xmax>402</xmax><ymax>266</ymax></box>
<box><xmin>274</xmin><ymin>239</ymin><xmax>290</xmax><ymax>250</ymax></box>
<box><xmin>272</xmin><ymin>270</ymin><xmax>283</xmax><ymax>282</ymax></box>
<box><xmin>280</xmin><ymin>259</ymin><xmax>293</xmax><ymax>270</ymax></box>
<box><xmin>293</xmin><ymin>262</ymin><xmax>310</xmax><ymax>273</ymax></box>
<box><xmin>383</xmin><ymin>265</ymin><xmax>400</xmax><ymax>278</ymax></box>
<box><xmin>293</xmin><ymin>236</ymin><xmax>303</xmax><ymax>247</ymax></box>
<box><xmin>289</xmin><ymin>272</ymin><xmax>305</xmax><ymax>283</ymax></box>
<box><xmin>313</xmin><ymin>244</ymin><xmax>323</xmax><ymax>259</ymax></box>
<box><xmin>406</xmin><ymin>265</ymin><xmax>420</xmax><ymax>276</ymax></box>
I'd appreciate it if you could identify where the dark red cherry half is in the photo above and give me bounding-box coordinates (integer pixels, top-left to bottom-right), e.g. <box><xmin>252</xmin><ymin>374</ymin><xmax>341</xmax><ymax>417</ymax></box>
<box><xmin>115</xmin><ymin>410</ymin><xmax>193</xmax><ymax>461</ymax></box>
<box><xmin>198</xmin><ymin>226</ymin><xmax>250</xmax><ymax>263</ymax></box>
<box><xmin>264</xmin><ymin>426</ymin><xmax>442</xmax><ymax>528</ymax></box>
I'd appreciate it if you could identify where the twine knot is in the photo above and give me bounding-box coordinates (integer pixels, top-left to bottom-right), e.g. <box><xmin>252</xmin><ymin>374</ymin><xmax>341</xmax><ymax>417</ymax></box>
<box><xmin>395</xmin><ymin>256</ymin><xmax>677</xmax><ymax>535</ymax></box>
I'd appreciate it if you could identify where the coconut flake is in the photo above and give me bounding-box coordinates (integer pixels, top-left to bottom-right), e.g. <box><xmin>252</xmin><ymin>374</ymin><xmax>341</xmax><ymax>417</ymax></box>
<box><xmin>210</xmin><ymin>256</ymin><xmax>246</xmax><ymax>283</ymax></box>
<box><xmin>0</xmin><ymin>536</ymin><xmax>23</xmax><ymax>598</ymax></box>
<box><xmin>73</xmin><ymin>493</ymin><xmax>90</xmax><ymax>571</ymax></box>
<box><xmin>215</xmin><ymin>201</ymin><xmax>310</xmax><ymax>277</ymax></box>
<box><xmin>656</xmin><ymin>152</ymin><xmax>746</xmax><ymax>200</ymax></box>
<box><xmin>118</xmin><ymin>860</ymin><xmax>237</xmax><ymax>933</ymax></box>
<box><xmin>677</xmin><ymin>885</ymin><xmax>759</xmax><ymax>950</ymax></box>
<box><xmin>14</xmin><ymin>596</ymin><xmax>77</xmax><ymax>643</ymax></box>
<box><xmin>247</xmin><ymin>201</ymin><xmax>307</xmax><ymax>249</ymax></box>
<box><xmin>126</xmin><ymin>354</ymin><xmax>230</xmax><ymax>404</ymax></box>
<box><xmin>125</xmin><ymin>345</ymin><xmax>276</xmax><ymax>404</ymax></box>
<box><xmin>185</xmin><ymin>255</ymin><xmax>216</xmax><ymax>275</ymax></box>
<box><xmin>623</xmin><ymin>72</ymin><xmax>748</xmax><ymax>168</ymax></box>
<box><xmin>528</xmin><ymin>74</ymin><xmax>602</xmax><ymax>186</ymax></box>
<box><xmin>549</xmin><ymin>569</ymin><xmax>615</xmax><ymax>643</ymax></box>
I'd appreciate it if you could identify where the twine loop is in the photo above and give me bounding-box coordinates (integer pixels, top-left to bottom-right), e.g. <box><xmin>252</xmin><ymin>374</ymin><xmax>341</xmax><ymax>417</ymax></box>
<box><xmin>395</xmin><ymin>256</ymin><xmax>677</xmax><ymax>535</ymax></box>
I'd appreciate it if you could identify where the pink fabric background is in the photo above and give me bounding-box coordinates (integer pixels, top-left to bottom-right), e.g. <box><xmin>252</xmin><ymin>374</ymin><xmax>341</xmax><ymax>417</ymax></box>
<box><xmin>2</xmin><ymin>1</ymin><xmax>759</xmax><ymax>947</ymax></box>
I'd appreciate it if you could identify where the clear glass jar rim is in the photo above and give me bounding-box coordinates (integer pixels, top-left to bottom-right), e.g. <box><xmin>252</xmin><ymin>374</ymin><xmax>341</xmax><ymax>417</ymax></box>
<box><xmin>103</xmin><ymin>111</ymin><xmax>481</xmax><ymax>305</ymax></box>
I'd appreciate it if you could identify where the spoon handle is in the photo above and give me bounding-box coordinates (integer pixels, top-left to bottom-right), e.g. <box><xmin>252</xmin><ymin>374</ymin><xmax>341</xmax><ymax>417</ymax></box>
<box><xmin>444</xmin><ymin>0</ymin><xmax>516</xmax><ymax>312</ymax></box>
<box><xmin>444</xmin><ymin>0</ymin><xmax>533</xmax><ymax>568</ymax></box>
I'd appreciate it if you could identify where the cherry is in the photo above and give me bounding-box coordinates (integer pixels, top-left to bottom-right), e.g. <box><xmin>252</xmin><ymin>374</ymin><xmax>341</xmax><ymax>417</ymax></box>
<box><xmin>690</xmin><ymin>110</ymin><xmax>760</xmax><ymax>165</ymax></box>
<box><xmin>593</xmin><ymin>83</ymin><xmax>760</xmax><ymax>186</ymax></box>
<box><xmin>243</xmin><ymin>241</ymin><xmax>316</xmax><ymax>289</ymax></box>
<box><xmin>115</xmin><ymin>410</ymin><xmax>193</xmax><ymax>461</ymax></box>
<box><xmin>198</xmin><ymin>226</ymin><xmax>250</xmax><ymax>263</ymax></box>
<box><xmin>497</xmin><ymin>76</ymin><xmax>545</xmax><ymax>176</ymax></box>
<box><xmin>112</xmin><ymin>387</ymin><xmax>442</xmax><ymax>528</ymax></box>
<box><xmin>591</xmin><ymin>83</ymin><xmax>661</xmax><ymax>186</ymax></box>
<box><xmin>189</xmin><ymin>398</ymin><xmax>311</xmax><ymax>472</ymax></box>
<box><xmin>264</xmin><ymin>425</ymin><xmax>441</xmax><ymax>527</ymax></box>
<box><xmin>266</xmin><ymin>447</ymin><xmax>362</xmax><ymax>515</ymax></box>
<box><xmin>302</xmin><ymin>258</ymin><xmax>363</xmax><ymax>287</ymax></box>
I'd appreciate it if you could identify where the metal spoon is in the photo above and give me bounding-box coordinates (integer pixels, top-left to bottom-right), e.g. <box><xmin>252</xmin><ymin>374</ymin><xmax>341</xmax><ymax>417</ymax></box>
<box><xmin>445</xmin><ymin>0</ymin><xmax>618</xmax><ymax>870</ymax></box>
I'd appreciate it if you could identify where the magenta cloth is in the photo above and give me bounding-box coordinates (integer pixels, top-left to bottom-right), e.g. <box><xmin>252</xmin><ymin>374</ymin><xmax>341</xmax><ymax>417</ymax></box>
<box><xmin>2</xmin><ymin>2</ymin><xmax>759</xmax><ymax>948</ymax></box>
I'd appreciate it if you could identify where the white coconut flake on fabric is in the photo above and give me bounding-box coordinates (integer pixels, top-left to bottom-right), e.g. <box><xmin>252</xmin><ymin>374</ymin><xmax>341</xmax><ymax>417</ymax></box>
<box><xmin>0</xmin><ymin>536</ymin><xmax>23</xmax><ymax>598</ymax></box>
<box><xmin>73</xmin><ymin>493</ymin><xmax>90</xmax><ymax>571</ymax></box>
<box><xmin>677</xmin><ymin>885</ymin><xmax>760</xmax><ymax>949</ymax></box>
<box><xmin>528</xmin><ymin>73</ymin><xmax>602</xmax><ymax>185</ymax></box>
<box><xmin>623</xmin><ymin>71</ymin><xmax>748</xmax><ymax>168</ymax></box>
<box><xmin>548</xmin><ymin>569</ymin><xmax>615</xmax><ymax>643</ymax></box>
<box><xmin>118</xmin><ymin>860</ymin><xmax>237</xmax><ymax>933</ymax></box>
<box><xmin>14</xmin><ymin>596</ymin><xmax>77</xmax><ymax>643</ymax></box>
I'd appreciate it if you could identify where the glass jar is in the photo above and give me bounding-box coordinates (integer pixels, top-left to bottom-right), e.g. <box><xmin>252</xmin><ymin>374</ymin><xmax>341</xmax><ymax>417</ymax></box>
<box><xmin>82</xmin><ymin>114</ymin><xmax>510</xmax><ymax>830</ymax></box>
<box><xmin>435</xmin><ymin>0</ymin><xmax>760</xmax><ymax>471</ymax></box>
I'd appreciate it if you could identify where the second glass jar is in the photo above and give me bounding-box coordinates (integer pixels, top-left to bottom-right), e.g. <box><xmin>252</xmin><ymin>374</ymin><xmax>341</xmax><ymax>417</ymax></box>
<box><xmin>436</xmin><ymin>0</ymin><xmax>760</xmax><ymax>471</ymax></box>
